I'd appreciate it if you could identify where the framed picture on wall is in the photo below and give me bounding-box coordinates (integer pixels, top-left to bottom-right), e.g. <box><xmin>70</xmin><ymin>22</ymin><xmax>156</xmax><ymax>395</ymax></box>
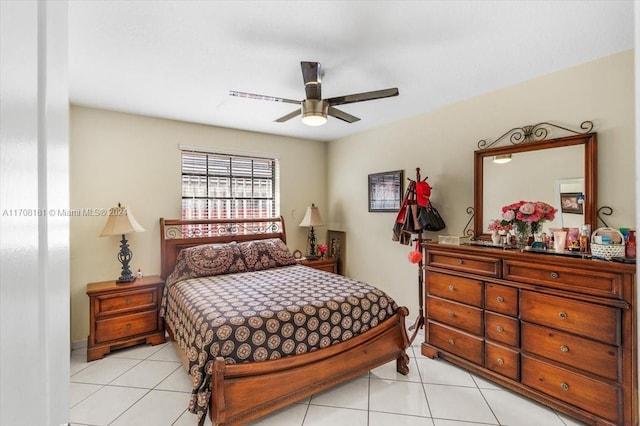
<box><xmin>368</xmin><ymin>170</ymin><xmax>404</xmax><ymax>212</ymax></box>
<box><xmin>560</xmin><ymin>192</ymin><xmax>584</xmax><ymax>214</ymax></box>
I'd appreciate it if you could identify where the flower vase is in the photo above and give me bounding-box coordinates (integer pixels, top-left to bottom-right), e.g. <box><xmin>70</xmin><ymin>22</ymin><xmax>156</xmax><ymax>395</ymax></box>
<box><xmin>513</xmin><ymin>222</ymin><xmax>532</xmax><ymax>249</ymax></box>
<box><xmin>491</xmin><ymin>231</ymin><xmax>501</xmax><ymax>245</ymax></box>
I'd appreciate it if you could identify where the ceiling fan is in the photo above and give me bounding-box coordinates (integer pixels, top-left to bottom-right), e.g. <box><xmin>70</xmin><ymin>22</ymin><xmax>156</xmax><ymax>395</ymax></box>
<box><xmin>229</xmin><ymin>61</ymin><xmax>399</xmax><ymax>126</ymax></box>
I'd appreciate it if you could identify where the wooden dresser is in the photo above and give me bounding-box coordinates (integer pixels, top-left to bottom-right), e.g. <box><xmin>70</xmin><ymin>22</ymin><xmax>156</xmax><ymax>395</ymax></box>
<box><xmin>422</xmin><ymin>242</ymin><xmax>637</xmax><ymax>426</ymax></box>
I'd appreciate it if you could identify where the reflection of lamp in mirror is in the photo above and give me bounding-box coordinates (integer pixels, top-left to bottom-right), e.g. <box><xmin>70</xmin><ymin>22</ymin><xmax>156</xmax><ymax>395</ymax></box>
<box><xmin>299</xmin><ymin>203</ymin><xmax>323</xmax><ymax>260</ymax></box>
<box><xmin>99</xmin><ymin>203</ymin><xmax>145</xmax><ymax>283</ymax></box>
<box><xmin>493</xmin><ymin>154</ymin><xmax>512</xmax><ymax>164</ymax></box>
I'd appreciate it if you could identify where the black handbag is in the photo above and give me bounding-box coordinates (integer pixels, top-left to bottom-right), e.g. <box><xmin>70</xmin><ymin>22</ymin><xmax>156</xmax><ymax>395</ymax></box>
<box><xmin>418</xmin><ymin>204</ymin><xmax>446</xmax><ymax>232</ymax></box>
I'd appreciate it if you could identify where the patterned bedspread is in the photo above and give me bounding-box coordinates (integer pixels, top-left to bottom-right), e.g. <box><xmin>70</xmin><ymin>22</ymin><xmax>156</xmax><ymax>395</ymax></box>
<box><xmin>162</xmin><ymin>264</ymin><xmax>399</xmax><ymax>425</ymax></box>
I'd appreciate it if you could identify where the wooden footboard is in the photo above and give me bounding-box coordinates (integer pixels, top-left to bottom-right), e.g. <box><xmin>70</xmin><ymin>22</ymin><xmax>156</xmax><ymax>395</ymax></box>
<box><xmin>210</xmin><ymin>306</ymin><xmax>410</xmax><ymax>426</ymax></box>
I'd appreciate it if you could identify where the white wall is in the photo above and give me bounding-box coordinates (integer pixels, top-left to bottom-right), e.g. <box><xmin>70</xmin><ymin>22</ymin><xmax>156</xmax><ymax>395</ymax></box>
<box><xmin>69</xmin><ymin>107</ymin><xmax>328</xmax><ymax>342</ymax></box>
<box><xmin>0</xmin><ymin>1</ymin><xmax>70</xmax><ymax>424</ymax></box>
<box><xmin>327</xmin><ymin>50</ymin><xmax>635</xmax><ymax>319</ymax></box>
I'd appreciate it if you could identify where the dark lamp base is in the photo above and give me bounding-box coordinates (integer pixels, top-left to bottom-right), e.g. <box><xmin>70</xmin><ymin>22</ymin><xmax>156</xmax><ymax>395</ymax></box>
<box><xmin>116</xmin><ymin>276</ymin><xmax>136</xmax><ymax>284</ymax></box>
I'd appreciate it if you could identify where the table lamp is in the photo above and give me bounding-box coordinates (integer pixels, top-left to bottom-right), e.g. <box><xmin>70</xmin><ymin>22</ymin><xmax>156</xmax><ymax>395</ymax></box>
<box><xmin>299</xmin><ymin>203</ymin><xmax>323</xmax><ymax>260</ymax></box>
<box><xmin>99</xmin><ymin>203</ymin><xmax>145</xmax><ymax>283</ymax></box>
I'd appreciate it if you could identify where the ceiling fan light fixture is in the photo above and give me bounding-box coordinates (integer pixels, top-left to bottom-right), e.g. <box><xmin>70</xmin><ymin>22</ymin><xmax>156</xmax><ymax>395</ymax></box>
<box><xmin>493</xmin><ymin>154</ymin><xmax>512</xmax><ymax>164</ymax></box>
<box><xmin>301</xmin><ymin>99</ymin><xmax>328</xmax><ymax>126</ymax></box>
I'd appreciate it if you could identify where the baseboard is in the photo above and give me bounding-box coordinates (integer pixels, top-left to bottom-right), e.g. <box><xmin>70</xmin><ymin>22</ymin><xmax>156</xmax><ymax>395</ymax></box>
<box><xmin>71</xmin><ymin>339</ymin><xmax>87</xmax><ymax>351</ymax></box>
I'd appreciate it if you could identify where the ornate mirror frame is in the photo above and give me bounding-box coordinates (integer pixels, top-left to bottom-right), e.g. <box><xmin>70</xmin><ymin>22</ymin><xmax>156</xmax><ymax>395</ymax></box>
<box><xmin>473</xmin><ymin>122</ymin><xmax>597</xmax><ymax>241</ymax></box>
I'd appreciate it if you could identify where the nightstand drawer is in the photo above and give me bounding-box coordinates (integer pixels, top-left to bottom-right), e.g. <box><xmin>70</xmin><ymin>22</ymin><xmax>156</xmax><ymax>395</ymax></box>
<box><xmin>298</xmin><ymin>258</ymin><xmax>337</xmax><ymax>273</ymax></box>
<box><xmin>96</xmin><ymin>289</ymin><xmax>158</xmax><ymax>316</ymax></box>
<box><xmin>95</xmin><ymin>310</ymin><xmax>158</xmax><ymax>343</ymax></box>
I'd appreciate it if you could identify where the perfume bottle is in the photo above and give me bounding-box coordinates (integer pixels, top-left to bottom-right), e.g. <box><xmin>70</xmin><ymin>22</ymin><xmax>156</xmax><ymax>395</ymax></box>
<box><xmin>625</xmin><ymin>230</ymin><xmax>636</xmax><ymax>258</ymax></box>
<box><xmin>579</xmin><ymin>225</ymin><xmax>590</xmax><ymax>253</ymax></box>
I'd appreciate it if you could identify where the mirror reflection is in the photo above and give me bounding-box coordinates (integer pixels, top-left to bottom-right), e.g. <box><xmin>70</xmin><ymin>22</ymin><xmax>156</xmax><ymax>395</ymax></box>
<box><xmin>482</xmin><ymin>145</ymin><xmax>584</xmax><ymax>233</ymax></box>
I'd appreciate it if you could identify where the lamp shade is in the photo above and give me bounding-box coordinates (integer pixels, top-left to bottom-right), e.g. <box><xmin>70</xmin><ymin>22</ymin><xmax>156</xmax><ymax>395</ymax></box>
<box><xmin>99</xmin><ymin>205</ymin><xmax>145</xmax><ymax>237</ymax></box>
<box><xmin>299</xmin><ymin>203</ymin><xmax>323</xmax><ymax>227</ymax></box>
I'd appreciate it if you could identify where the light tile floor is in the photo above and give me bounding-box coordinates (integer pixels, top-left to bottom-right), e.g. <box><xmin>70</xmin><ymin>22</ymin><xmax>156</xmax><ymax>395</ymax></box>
<box><xmin>70</xmin><ymin>333</ymin><xmax>587</xmax><ymax>426</ymax></box>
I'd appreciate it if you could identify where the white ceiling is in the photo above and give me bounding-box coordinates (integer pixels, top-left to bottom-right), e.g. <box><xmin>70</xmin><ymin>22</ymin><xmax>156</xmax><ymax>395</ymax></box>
<box><xmin>68</xmin><ymin>1</ymin><xmax>634</xmax><ymax>142</ymax></box>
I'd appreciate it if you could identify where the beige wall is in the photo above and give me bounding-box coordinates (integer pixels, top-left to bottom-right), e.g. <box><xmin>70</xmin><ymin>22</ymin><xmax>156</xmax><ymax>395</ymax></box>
<box><xmin>70</xmin><ymin>107</ymin><xmax>327</xmax><ymax>342</ymax></box>
<box><xmin>70</xmin><ymin>49</ymin><xmax>634</xmax><ymax>343</ymax></box>
<box><xmin>327</xmin><ymin>50</ymin><xmax>635</xmax><ymax>318</ymax></box>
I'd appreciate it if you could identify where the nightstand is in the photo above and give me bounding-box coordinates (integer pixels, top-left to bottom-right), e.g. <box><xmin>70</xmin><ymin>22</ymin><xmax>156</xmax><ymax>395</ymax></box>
<box><xmin>298</xmin><ymin>257</ymin><xmax>338</xmax><ymax>273</ymax></box>
<box><xmin>86</xmin><ymin>275</ymin><xmax>166</xmax><ymax>362</ymax></box>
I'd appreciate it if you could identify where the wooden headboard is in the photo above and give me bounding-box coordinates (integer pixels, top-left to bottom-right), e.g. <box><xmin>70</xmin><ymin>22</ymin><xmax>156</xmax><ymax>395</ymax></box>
<box><xmin>159</xmin><ymin>216</ymin><xmax>287</xmax><ymax>280</ymax></box>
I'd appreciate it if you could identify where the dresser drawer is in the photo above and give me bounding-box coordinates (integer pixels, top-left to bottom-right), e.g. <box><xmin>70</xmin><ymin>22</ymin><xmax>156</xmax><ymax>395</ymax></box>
<box><xmin>485</xmin><ymin>341</ymin><xmax>519</xmax><ymax>381</ymax></box>
<box><xmin>522</xmin><ymin>355</ymin><xmax>621</xmax><ymax>423</ymax></box>
<box><xmin>427</xmin><ymin>250</ymin><xmax>500</xmax><ymax>277</ymax></box>
<box><xmin>95</xmin><ymin>310</ymin><xmax>158</xmax><ymax>343</ymax></box>
<box><xmin>427</xmin><ymin>271</ymin><xmax>483</xmax><ymax>307</ymax></box>
<box><xmin>504</xmin><ymin>260</ymin><xmax>622</xmax><ymax>297</ymax></box>
<box><xmin>96</xmin><ymin>289</ymin><xmax>158</xmax><ymax>316</ymax></box>
<box><xmin>485</xmin><ymin>283</ymin><xmax>518</xmax><ymax>316</ymax></box>
<box><xmin>485</xmin><ymin>311</ymin><xmax>519</xmax><ymax>347</ymax></box>
<box><xmin>427</xmin><ymin>296</ymin><xmax>483</xmax><ymax>335</ymax></box>
<box><xmin>428</xmin><ymin>320</ymin><xmax>483</xmax><ymax>364</ymax></box>
<box><xmin>520</xmin><ymin>291</ymin><xmax>619</xmax><ymax>345</ymax></box>
<box><xmin>521</xmin><ymin>322</ymin><xmax>619</xmax><ymax>381</ymax></box>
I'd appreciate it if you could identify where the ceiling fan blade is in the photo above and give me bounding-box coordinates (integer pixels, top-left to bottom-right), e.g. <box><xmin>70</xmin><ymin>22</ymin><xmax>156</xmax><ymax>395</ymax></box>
<box><xmin>327</xmin><ymin>88</ymin><xmax>399</xmax><ymax>106</ymax></box>
<box><xmin>328</xmin><ymin>107</ymin><xmax>360</xmax><ymax>123</ymax></box>
<box><xmin>301</xmin><ymin>61</ymin><xmax>322</xmax><ymax>100</ymax></box>
<box><xmin>229</xmin><ymin>90</ymin><xmax>300</xmax><ymax>105</ymax></box>
<box><xmin>274</xmin><ymin>109</ymin><xmax>301</xmax><ymax>123</ymax></box>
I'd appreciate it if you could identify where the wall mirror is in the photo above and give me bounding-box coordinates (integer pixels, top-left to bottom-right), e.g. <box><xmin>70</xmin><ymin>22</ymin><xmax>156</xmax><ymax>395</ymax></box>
<box><xmin>473</xmin><ymin>122</ymin><xmax>597</xmax><ymax>240</ymax></box>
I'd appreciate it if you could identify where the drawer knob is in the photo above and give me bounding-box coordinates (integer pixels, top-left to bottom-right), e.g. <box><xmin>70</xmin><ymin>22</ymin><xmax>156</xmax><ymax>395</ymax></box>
<box><xmin>550</xmin><ymin>272</ymin><xmax>559</xmax><ymax>279</ymax></box>
<box><xmin>448</xmin><ymin>285</ymin><xmax>455</xmax><ymax>291</ymax></box>
<box><xmin>448</xmin><ymin>339</ymin><xmax>455</xmax><ymax>346</ymax></box>
<box><xmin>560</xmin><ymin>345</ymin><xmax>569</xmax><ymax>353</ymax></box>
<box><xmin>448</xmin><ymin>311</ymin><xmax>455</xmax><ymax>318</ymax></box>
<box><xmin>126</xmin><ymin>323</ymin><xmax>132</xmax><ymax>330</ymax></box>
<box><xmin>496</xmin><ymin>325</ymin><xmax>504</xmax><ymax>333</ymax></box>
<box><xmin>456</xmin><ymin>259</ymin><xmax>463</xmax><ymax>265</ymax></box>
<box><xmin>496</xmin><ymin>296</ymin><xmax>504</xmax><ymax>303</ymax></box>
<box><xmin>126</xmin><ymin>298</ymin><xmax>132</xmax><ymax>305</ymax></box>
<box><xmin>558</xmin><ymin>311</ymin><xmax>568</xmax><ymax>320</ymax></box>
<box><xmin>560</xmin><ymin>382</ymin><xmax>570</xmax><ymax>391</ymax></box>
<box><xmin>496</xmin><ymin>358</ymin><xmax>504</xmax><ymax>365</ymax></box>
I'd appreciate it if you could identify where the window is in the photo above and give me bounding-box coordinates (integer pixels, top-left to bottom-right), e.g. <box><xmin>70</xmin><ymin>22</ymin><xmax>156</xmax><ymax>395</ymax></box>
<box><xmin>181</xmin><ymin>150</ymin><xmax>279</xmax><ymax>220</ymax></box>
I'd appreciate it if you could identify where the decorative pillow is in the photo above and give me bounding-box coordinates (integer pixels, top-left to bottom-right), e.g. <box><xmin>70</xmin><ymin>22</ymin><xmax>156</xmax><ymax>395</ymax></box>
<box><xmin>237</xmin><ymin>238</ymin><xmax>297</xmax><ymax>271</ymax></box>
<box><xmin>166</xmin><ymin>242</ymin><xmax>247</xmax><ymax>288</ymax></box>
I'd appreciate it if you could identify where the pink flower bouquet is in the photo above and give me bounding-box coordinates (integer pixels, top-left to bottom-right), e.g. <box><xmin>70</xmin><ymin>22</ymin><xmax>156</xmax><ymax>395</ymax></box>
<box><xmin>500</xmin><ymin>200</ymin><xmax>557</xmax><ymax>234</ymax></box>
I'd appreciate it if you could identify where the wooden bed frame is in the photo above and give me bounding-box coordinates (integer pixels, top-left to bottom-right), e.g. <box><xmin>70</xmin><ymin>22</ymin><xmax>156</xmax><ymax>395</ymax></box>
<box><xmin>159</xmin><ymin>217</ymin><xmax>411</xmax><ymax>426</ymax></box>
